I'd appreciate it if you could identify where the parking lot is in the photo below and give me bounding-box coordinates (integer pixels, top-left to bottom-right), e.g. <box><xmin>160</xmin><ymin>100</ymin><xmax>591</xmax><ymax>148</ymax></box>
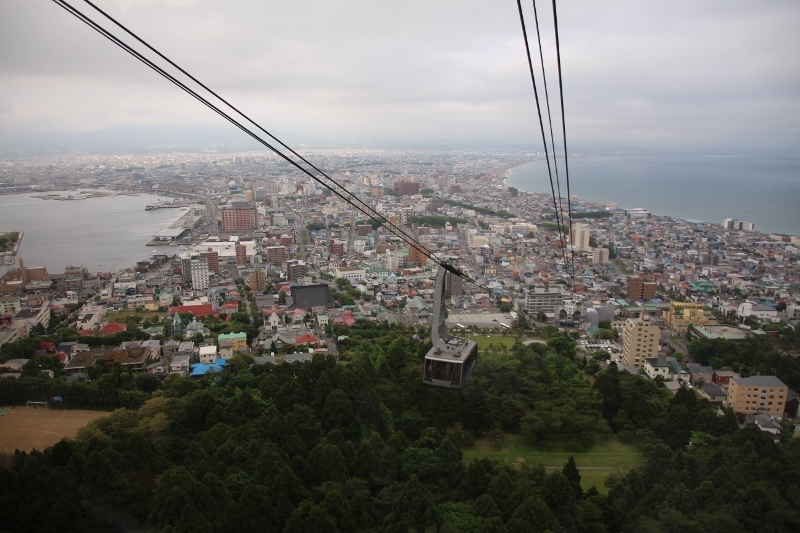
<box><xmin>579</xmin><ymin>340</ymin><xmax>621</xmax><ymax>355</ymax></box>
<box><xmin>445</xmin><ymin>310</ymin><xmax>513</xmax><ymax>328</ymax></box>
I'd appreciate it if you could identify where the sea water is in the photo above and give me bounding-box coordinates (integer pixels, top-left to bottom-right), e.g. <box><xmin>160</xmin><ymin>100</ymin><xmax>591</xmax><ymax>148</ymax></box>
<box><xmin>0</xmin><ymin>190</ymin><xmax>183</xmax><ymax>275</ymax></box>
<box><xmin>506</xmin><ymin>153</ymin><xmax>799</xmax><ymax>236</ymax></box>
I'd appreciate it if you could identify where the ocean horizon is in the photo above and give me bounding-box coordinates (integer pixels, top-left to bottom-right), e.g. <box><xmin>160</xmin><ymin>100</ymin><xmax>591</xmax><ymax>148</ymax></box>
<box><xmin>506</xmin><ymin>153</ymin><xmax>800</xmax><ymax>236</ymax></box>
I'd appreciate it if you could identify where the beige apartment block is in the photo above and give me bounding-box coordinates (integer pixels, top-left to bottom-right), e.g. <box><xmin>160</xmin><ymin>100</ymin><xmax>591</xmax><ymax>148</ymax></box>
<box><xmin>727</xmin><ymin>376</ymin><xmax>787</xmax><ymax>416</ymax></box>
<box><xmin>621</xmin><ymin>312</ymin><xmax>660</xmax><ymax>369</ymax></box>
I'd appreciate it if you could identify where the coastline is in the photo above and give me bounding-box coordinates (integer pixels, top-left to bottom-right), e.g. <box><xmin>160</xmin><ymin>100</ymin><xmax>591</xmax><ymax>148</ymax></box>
<box><xmin>0</xmin><ymin>190</ymin><xmax>185</xmax><ymax>275</ymax></box>
<box><xmin>501</xmin><ymin>154</ymin><xmax>800</xmax><ymax>237</ymax></box>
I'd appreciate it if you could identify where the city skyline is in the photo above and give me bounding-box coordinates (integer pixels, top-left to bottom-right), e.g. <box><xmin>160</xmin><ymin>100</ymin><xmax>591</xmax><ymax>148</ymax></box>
<box><xmin>1</xmin><ymin>0</ymin><xmax>798</xmax><ymax>153</ymax></box>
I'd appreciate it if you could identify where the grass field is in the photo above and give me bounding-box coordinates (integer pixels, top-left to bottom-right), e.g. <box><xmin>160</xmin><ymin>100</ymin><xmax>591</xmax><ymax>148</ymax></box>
<box><xmin>0</xmin><ymin>408</ymin><xmax>108</xmax><ymax>469</ymax></box>
<box><xmin>465</xmin><ymin>335</ymin><xmax>518</xmax><ymax>349</ymax></box>
<box><xmin>108</xmin><ymin>309</ymin><xmax>165</xmax><ymax>321</ymax></box>
<box><xmin>462</xmin><ymin>434</ymin><xmax>642</xmax><ymax>494</ymax></box>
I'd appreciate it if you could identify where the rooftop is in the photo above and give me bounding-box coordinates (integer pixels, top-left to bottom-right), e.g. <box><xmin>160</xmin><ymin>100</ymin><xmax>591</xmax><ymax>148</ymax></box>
<box><xmin>732</xmin><ymin>375</ymin><xmax>786</xmax><ymax>388</ymax></box>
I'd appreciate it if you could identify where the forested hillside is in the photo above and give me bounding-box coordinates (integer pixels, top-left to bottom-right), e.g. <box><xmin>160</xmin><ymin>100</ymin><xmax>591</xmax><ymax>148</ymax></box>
<box><xmin>1</xmin><ymin>322</ymin><xmax>798</xmax><ymax>532</ymax></box>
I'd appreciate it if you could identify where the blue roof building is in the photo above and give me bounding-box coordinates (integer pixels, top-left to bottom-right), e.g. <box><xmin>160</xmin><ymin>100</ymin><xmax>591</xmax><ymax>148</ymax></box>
<box><xmin>189</xmin><ymin>358</ymin><xmax>228</xmax><ymax>378</ymax></box>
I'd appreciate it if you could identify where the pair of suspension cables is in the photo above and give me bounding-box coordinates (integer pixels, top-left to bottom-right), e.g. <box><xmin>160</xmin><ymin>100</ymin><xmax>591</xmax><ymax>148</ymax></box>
<box><xmin>52</xmin><ymin>0</ymin><xmax>505</xmax><ymax>296</ymax></box>
<box><xmin>516</xmin><ymin>0</ymin><xmax>575</xmax><ymax>292</ymax></box>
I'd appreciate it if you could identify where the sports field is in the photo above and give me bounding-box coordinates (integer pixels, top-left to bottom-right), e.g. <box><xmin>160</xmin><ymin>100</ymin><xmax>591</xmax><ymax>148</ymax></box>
<box><xmin>463</xmin><ymin>434</ymin><xmax>643</xmax><ymax>494</ymax></box>
<box><xmin>0</xmin><ymin>408</ymin><xmax>108</xmax><ymax>468</ymax></box>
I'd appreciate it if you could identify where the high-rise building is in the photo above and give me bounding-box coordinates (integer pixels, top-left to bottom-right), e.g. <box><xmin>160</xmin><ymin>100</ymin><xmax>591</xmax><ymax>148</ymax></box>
<box><xmin>190</xmin><ymin>258</ymin><xmax>210</xmax><ymax>291</ymax></box>
<box><xmin>266</xmin><ymin>245</ymin><xmax>288</xmax><ymax>265</ymax></box>
<box><xmin>445</xmin><ymin>268</ymin><xmax>464</xmax><ymax>298</ymax></box>
<box><xmin>393</xmin><ymin>181</ymin><xmax>420</xmax><ymax>195</ymax></box>
<box><xmin>627</xmin><ymin>274</ymin><xmax>656</xmax><ymax>300</ymax></box>
<box><xmin>221</xmin><ymin>201</ymin><xmax>258</xmax><ymax>232</ymax></box>
<box><xmin>591</xmin><ymin>247</ymin><xmax>610</xmax><ymax>265</ymax></box>
<box><xmin>642</xmin><ymin>282</ymin><xmax>657</xmax><ymax>300</ymax></box>
<box><xmin>235</xmin><ymin>244</ymin><xmax>247</xmax><ymax>266</ymax></box>
<box><xmin>621</xmin><ymin>312</ymin><xmax>660</xmax><ymax>369</ymax></box>
<box><xmin>286</xmin><ymin>260</ymin><xmax>306</xmax><ymax>282</ymax></box>
<box><xmin>407</xmin><ymin>245</ymin><xmax>428</xmax><ymax>267</ymax></box>
<box><xmin>571</xmin><ymin>223</ymin><xmax>591</xmax><ymax>252</ymax></box>
<box><xmin>249</xmin><ymin>268</ymin><xmax>267</xmax><ymax>292</ymax></box>
<box><xmin>180</xmin><ymin>255</ymin><xmax>193</xmax><ymax>283</ymax></box>
<box><xmin>199</xmin><ymin>250</ymin><xmax>220</xmax><ymax>275</ymax></box>
<box><xmin>385</xmin><ymin>249</ymin><xmax>399</xmax><ymax>272</ymax></box>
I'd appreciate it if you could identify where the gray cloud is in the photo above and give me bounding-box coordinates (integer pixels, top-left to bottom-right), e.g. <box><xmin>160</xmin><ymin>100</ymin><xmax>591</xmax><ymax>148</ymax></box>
<box><xmin>0</xmin><ymin>0</ymin><xmax>798</xmax><ymax>151</ymax></box>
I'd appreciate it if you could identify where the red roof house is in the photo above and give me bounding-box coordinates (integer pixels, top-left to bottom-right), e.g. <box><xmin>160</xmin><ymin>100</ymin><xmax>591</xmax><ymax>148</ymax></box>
<box><xmin>170</xmin><ymin>304</ymin><xmax>215</xmax><ymax>317</ymax></box>
<box><xmin>99</xmin><ymin>323</ymin><xmax>127</xmax><ymax>335</ymax></box>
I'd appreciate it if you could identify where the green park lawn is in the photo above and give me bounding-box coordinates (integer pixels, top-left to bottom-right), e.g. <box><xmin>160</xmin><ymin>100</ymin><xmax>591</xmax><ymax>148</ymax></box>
<box><xmin>107</xmin><ymin>309</ymin><xmax>166</xmax><ymax>322</ymax></box>
<box><xmin>465</xmin><ymin>335</ymin><xmax>518</xmax><ymax>349</ymax></box>
<box><xmin>462</xmin><ymin>434</ymin><xmax>643</xmax><ymax>494</ymax></box>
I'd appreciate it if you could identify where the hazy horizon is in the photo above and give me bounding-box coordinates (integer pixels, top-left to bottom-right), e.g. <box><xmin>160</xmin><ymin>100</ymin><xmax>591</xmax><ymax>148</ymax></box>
<box><xmin>1</xmin><ymin>1</ymin><xmax>799</xmax><ymax>155</ymax></box>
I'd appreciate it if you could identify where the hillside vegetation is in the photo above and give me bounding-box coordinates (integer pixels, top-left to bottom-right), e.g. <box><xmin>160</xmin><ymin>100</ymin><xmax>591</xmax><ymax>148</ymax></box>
<box><xmin>0</xmin><ymin>322</ymin><xmax>798</xmax><ymax>532</ymax></box>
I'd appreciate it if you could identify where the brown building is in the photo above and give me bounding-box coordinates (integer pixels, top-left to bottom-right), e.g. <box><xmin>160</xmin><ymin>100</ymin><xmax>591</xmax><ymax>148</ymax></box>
<box><xmin>329</xmin><ymin>240</ymin><xmax>345</xmax><ymax>256</ymax></box>
<box><xmin>221</xmin><ymin>202</ymin><xmax>258</xmax><ymax>232</ymax></box>
<box><xmin>64</xmin><ymin>346</ymin><xmax>148</xmax><ymax>374</ymax></box>
<box><xmin>627</xmin><ymin>275</ymin><xmax>643</xmax><ymax>299</ymax></box>
<box><xmin>199</xmin><ymin>250</ymin><xmax>221</xmax><ymax>275</ymax></box>
<box><xmin>407</xmin><ymin>245</ymin><xmax>429</xmax><ymax>267</ymax></box>
<box><xmin>249</xmin><ymin>269</ymin><xmax>267</xmax><ymax>292</ymax></box>
<box><xmin>287</xmin><ymin>260</ymin><xmax>306</xmax><ymax>282</ymax></box>
<box><xmin>235</xmin><ymin>244</ymin><xmax>247</xmax><ymax>266</ymax></box>
<box><xmin>445</xmin><ymin>268</ymin><xmax>463</xmax><ymax>298</ymax></box>
<box><xmin>266</xmin><ymin>245</ymin><xmax>288</xmax><ymax>265</ymax></box>
<box><xmin>727</xmin><ymin>376</ymin><xmax>788</xmax><ymax>416</ymax></box>
<box><xmin>627</xmin><ymin>274</ymin><xmax>657</xmax><ymax>300</ymax></box>
<box><xmin>393</xmin><ymin>181</ymin><xmax>420</xmax><ymax>195</ymax></box>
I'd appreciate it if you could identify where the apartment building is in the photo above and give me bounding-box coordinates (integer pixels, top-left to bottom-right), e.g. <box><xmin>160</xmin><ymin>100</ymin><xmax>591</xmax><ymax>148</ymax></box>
<box><xmin>522</xmin><ymin>287</ymin><xmax>564</xmax><ymax>315</ymax></box>
<box><xmin>249</xmin><ymin>269</ymin><xmax>267</xmax><ymax>292</ymax></box>
<box><xmin>190</xmin><ymin>258</ymin><xmax>210</xmax><ymax>291</ymax></box>
<box><xmin>727</xmin><ymin>376</ymin><xmax>788</xmax><ymax>416</ymax></box>
<box><xmin>221</xmin><ymin>202</ymin><xmax>258</xmax><ymax>232</ymax></box>
<box><xmin>621</xmin><ymin>312</ymin><xmax>660</xmax><ymax>369</ymax></box>
<box><xmin>571</xmin><ymin>223</ymin><xmax>591</xmax><ymax>252</ymax></box>
<box><xmin>199</xmin><ymin>250</ymin><xmax>221</xmax><ymax>275</ymax></box>
<box><xmin>266</xmin><ymin>245</ymin><xmax>288</xmax><ymax>265</ymax></box>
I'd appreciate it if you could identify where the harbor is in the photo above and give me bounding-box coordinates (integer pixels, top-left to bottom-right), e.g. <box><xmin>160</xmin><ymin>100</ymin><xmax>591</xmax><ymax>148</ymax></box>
<box><xmin>145</xmin><ymin>199</ymin><xmax>189</xmax><ymax>210</ymax></box>
<box><xmin>147</xmin><ymin>205</ymin><xmax>206</xmax><ymax>245</ymax></box>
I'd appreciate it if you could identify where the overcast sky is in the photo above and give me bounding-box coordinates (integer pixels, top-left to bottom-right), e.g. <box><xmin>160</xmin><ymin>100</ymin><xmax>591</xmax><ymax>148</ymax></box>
<box><xmin>1</xmin><ymin>0</ymin><xmax>798</xmax><ymax>152</ymax></box>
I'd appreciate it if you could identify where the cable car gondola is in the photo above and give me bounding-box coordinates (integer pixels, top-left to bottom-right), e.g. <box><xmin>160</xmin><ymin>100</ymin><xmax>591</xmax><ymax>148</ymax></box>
<box><xmin>423</xmin><ymin>266</ymin><xmax>477</xmax><ymax>390</ymax></box>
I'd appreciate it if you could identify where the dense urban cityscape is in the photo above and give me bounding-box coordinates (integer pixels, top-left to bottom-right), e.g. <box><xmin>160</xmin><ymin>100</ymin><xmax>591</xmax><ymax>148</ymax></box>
<box><xmin>2</xmin><ymin>147</ymin><xmax>799</xmax><ymax>411</ymax></box>
<box><xmin>0</xmin><ymin>148</ymin><xmax>798</xmax><ymax>531</ymax></box>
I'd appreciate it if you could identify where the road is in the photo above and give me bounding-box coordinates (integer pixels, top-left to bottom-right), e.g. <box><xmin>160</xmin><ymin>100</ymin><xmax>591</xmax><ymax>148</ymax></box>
<box><xmin>203</xmin><ymin>195</ymin><xmax>220</xmax><ymax>235</ymax></box>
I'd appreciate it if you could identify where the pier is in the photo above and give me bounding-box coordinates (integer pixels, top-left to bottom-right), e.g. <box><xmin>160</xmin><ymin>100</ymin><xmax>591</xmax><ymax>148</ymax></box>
<box><xmin>147</xmin><ymin>206</ymin><xmax>204</xmax><ymax>245</ymax></box>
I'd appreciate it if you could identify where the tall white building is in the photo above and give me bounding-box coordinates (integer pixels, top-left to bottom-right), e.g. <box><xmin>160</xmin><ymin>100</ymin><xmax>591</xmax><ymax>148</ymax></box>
<box><xmin>385</xmin><ymin>249</ymin><xmax>399</xmax><ymax>272</ymax></box>
<box><xmin>523</xmin><ymin>287</ymin><xmax>564</xmax><ymax>315</ymax></box>
<box><xmin>621</xmin><ymin>312</ymin><xmax>660</xmax><ymax>369</ymax></box>
<box><xmin>190</xmin><ymin>258</ymin><xmax>210</xmax><ymax>291</ymax></box>
<box><xmin>571</xmin><ymin>223</ymin><xmax>591</xmax><ymax>252</ymax></box>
